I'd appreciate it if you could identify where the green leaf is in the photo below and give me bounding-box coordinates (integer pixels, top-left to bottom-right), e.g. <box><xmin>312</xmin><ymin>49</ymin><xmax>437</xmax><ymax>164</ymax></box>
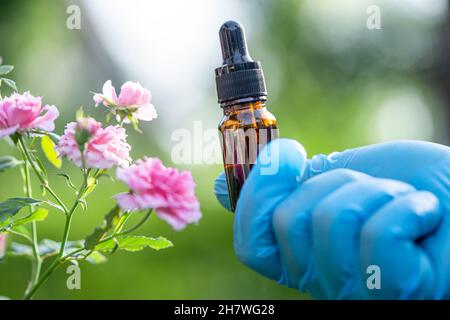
<box><xmin>84</xmin><ymin>206</ymin><xmax>122</xmax><ymax>250</ymax></box>
<box><xmin>95</xmin><ymin>236</ymin><xmax>173</xmax><ymax>253</ymax></box>
<box><xmin>40</xmin><ymin>135</ymin><xmax>62</xmax><ymax>168</ymax></box>
<box><xmin>0</xmin><ymin>78</ymin><xmax>17</xmax><ymax>92</ymax></box>
<box><xmin>0</xmin><ymin>65</ymin><xmax>13</xmax><ymax>76</ymax></box>
<box><xmin>12</xmin><ymin>225</ymin><xmax>31</xmax><ymax>238</ymax></box>
<box><xmin>86</xmin><ymin>251</ymin><xmax>107</xmax><ymax>264</ymax></box>
<box><xmin>0</xmin><ymin>156</ymin><xmax>23</xmax><ymax>173</ymax></box>
<box><xmin>13</xmin><ymin>208</ymin><xmax>48</xmax><ymax>227</ymax></box>
<box><xmin>0</xmin><ymin>198</ymin><xmax>42</xmax><ymax>229</ymax></box>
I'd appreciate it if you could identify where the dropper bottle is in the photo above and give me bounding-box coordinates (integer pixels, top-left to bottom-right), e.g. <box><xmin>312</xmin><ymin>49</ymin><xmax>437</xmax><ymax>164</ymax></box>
<box><xmin>215</xmin><ymin>20</ymin><xmax>278</xmax><ymax>211</ymax></box>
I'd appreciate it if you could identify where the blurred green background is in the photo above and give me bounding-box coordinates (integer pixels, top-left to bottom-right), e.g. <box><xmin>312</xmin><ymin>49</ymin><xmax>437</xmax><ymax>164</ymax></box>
<box><xmin>0</xmin><ymin>0</ymin><xmax>449</xmax><ymax>299</ymax></box>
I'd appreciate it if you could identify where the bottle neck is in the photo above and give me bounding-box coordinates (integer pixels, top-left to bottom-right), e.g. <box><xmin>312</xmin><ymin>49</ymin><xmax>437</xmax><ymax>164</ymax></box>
<box><xmin>222</xmin><ymin>98</ymin><xmax>266</xmax><ymax>115</ymax></box>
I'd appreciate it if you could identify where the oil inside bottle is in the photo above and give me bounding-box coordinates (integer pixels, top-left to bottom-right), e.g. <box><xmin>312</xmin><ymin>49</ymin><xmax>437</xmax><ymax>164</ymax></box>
<box><xmin>219</xmin><ymin>101</ymin><xmax>278</xmax><ymax>211</ymax></box>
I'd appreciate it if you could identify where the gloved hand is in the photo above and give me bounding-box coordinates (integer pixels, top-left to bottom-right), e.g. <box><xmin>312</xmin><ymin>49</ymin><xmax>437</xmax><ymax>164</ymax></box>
<box><xmin>214</xmin><ymin>139</ymin><xmax>450</xmax><ymax>299</ymax></box>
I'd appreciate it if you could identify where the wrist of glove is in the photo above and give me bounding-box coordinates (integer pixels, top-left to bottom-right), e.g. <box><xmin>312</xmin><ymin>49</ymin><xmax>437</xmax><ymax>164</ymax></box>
<box><xmin>214</xmin><ymin>138</ymin><xmax>450</xmax><ymax>299</ymax></box>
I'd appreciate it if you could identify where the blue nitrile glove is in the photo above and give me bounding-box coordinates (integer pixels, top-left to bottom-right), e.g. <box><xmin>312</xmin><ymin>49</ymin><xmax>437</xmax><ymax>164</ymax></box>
<box><xmin>214</xmin><ymin>139</ymin><xmax>450</xmax><ymax>299</ymax></box>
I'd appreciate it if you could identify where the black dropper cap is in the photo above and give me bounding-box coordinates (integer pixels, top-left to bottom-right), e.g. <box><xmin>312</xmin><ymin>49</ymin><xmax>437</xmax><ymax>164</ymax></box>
<box><xmin>215</xmin><ymin>21</ymin><xmax>267</xmax><ymax>106</ymax></box>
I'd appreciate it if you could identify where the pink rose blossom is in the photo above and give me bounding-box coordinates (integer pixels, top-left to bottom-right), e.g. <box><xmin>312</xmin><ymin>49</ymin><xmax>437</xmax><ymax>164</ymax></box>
<box><xmin>0</xmin><ymin>92</ymin><xmax>59</xmax><ymax>138</ymax></box>
<box><xmin>56</xmin><ymin>117</ymin><xmax>131</xmax><ymax>169</ymax></box>
<box><xmin>115</xmin><ymin>158</ymin><xmax>201</xmax><ymax>231</ymax></box>
<box><xmin>94</xmin><ymin>80</ymin><xmax>157</xmax><ymax>122</ymax></box>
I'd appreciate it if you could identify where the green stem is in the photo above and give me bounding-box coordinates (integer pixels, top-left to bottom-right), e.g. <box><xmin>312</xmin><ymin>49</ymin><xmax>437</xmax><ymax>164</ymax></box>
<box><xmin>58</xmin><ymin>169</ymin><xmax>90</xmax><ymax>258</ymax></box>
<box><xmin>23</xmin><ymin>258</ymin><xmax>62</xmax><ymax>300</ymax></box>
<box><xmin>18</xmin><ymin>136</ymin><xmax>69</xmax><ymax>215</ymax></box>
<box><xmin>18</xmin><ymin>139</ymin><xmax>42</xmax><ymax>293</ymax></box>
<box><xmin>119</xmin><ymin>210</ymin><xmax>152</xmax><ymax>235</ymax></box>
<box><xmin>24</xmin><ymin>173</ymin><xmax>91</xmax><ymax>300</ymax></box>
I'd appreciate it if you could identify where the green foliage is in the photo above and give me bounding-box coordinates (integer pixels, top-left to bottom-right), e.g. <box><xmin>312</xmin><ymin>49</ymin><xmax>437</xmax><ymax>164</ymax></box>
<box><xmin>40</xmin><ymin>136</ymin><xmax>62</xmax><ymax>169</ymax></box>
<box><xmin>0</xmin><ymin>64</ymin><xmax>17</xmax><ymax>92</ymax></box>
<box><xmin>0</xmin><ymin>156</ymin><xmax>23</xmax><ymax>172</ymax></box>
<box><xmin>85</xmin><ymin>251</ymin><xmax>107</xmax><ymax>264</ymax></box>
<box><xmin>84</xmin><ymin>206</ymin><xmax>122</xmax><ymax>250</ymax></box>
<box><xmin>13</xmin><ymin>208</ymin><xmax>48</xmax><ymax>227</ymax></box>
<box><xmin>95</xmin><ymin>236</ymin><xmax>173</xmax><ymax>252</ymax></box>
<box><xmin>0</xmin><ymin>78</ymin><xmax>17</xmax><ymax>92</ymax></box>
<box><xmin>0</xmin><ymin>198</ymin><xmax>42</xmax><ymax>229</ymax></box>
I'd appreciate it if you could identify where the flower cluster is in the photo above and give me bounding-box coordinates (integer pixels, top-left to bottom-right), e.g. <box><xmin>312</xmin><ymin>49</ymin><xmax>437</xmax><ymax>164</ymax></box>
<box><xmin>94</xmin><ymin>80</ymin><xmax>157</xmax><ymax>123</ymax></box>
<box><xmin>0</xmin><ymin>92</ymin><xmax>59</xmax><ymax>138</ymax></box>
<box><xmin>0</xmin><ymin>67</ymin><xmax>202</xmax><ymax>300</ymax></box>
<box><xmin>0</xmin><ymin>82</ymin><xmax>201</xmax><ymax>231</ymax></box>
<box><xmin>56</xmin><ymin>117</ymin><xmax>132</xmax><ymax>169</ymax></box>
<box><xmin>115</xmin><ymin>158</ymin><xmax>201</xmax><ymax>230</ymax></box>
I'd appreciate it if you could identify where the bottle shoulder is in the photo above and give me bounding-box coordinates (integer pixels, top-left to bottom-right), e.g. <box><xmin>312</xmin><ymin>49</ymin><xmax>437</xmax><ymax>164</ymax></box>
<box><xmin>218</xmin><ymin>106</ymin><xmax>277</xmax><ymax>130</ymax></box>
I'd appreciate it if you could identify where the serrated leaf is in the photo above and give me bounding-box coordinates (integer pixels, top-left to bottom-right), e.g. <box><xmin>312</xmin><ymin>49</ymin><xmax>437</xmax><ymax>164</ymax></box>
<box><xmin>0</xmin><ymin>65</ymin><xmax>13</xmax><ymax>76</ymax></box>
<box><xmin>95</xmin><ymin>236</ymin><xmax>173</xmax><ymax>253</ymax></box>
<box><xmin>0</xmin><ymin>156</ymin><xmax>23</xmax><ymax>172</ymax></box>
<box><xmin>0</xmin><ymin>78</ymin><xmax>17</xmax><ymax>92</ymax></box>
<box><xmin>40</xmin><ymin>135</ymin><xmax>61</xmax><ymax>168</ymax></box>
<box><xmin>84</xmin><ymin>206</ymin><xmax>122</xmax><ymax>250</ymax></box>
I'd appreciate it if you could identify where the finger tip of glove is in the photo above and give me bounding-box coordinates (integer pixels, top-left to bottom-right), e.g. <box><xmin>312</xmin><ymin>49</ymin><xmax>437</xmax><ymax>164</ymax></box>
<box><xmin>252</xmin><ymin>138</ymin><xmax>308</xmax><ymax>182</ymax></box>
<box><xmin>214</xmin><ymin>172</ymin><xmax>232</xmax><ymax>211</ymax></box>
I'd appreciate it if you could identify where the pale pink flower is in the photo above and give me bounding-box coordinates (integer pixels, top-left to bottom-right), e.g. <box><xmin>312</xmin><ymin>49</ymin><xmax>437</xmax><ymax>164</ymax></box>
<box><xmin>56</xmin><ymin>117</ymin><xmax>131</xmax><ymax>169</ymax></box>
<box><xmin>0</xmin><ymin>92</ymin><xmax>59</xmax><ymax>138</ymax></box>
<box><xmin>94</xmin><ymin>80</ymin><xmax>157</xmax><ymax>122</ymax></box>
<box><xmin>115</xmin><ymin>158</ymin><xmax>201</xmax><ymax>231</ymax></box>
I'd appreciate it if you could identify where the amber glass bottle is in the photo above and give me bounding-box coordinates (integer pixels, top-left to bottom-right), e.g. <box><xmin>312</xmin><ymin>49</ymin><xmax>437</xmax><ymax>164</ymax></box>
<box><xmin>215</xmin><ymin>21</ymin><xmax>278</xmax><ymax>211</ymax></box>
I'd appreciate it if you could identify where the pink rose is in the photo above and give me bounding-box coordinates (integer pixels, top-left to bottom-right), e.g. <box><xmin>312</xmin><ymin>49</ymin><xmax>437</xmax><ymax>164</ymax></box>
<box><xmin>56</xmin><ymin>117</ymin><xmax>131</xmax><ymax>169</ymax></box>
<box><xmin>115</xmin><ymin>158</ymin><xmax>201</xmax><ymax>231</ymax></box>
<box><xmin>0</xmin><ymin>92</ymin><xmax>59</xmax><ymax>138</ymax></box>
<box><xmin>94</xmin><ymin>80</ymin><xmax>157</xmax><ymax>122</ymax></box>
